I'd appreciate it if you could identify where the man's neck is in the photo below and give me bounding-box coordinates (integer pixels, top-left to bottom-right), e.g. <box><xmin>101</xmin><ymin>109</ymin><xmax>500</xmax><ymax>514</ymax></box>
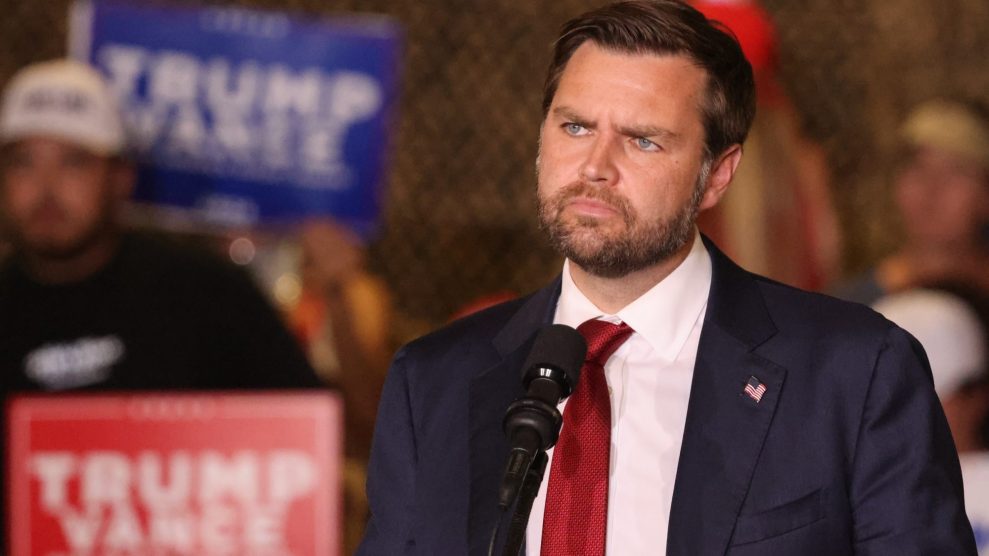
<box><xmin>19</xmin><ymin>234</ymin><xmax>121</xmax><ymax>285</ymax></box>
<box><xmin>569</xmin><ymin>235</ymin><xmax>696</xmax><ymax>314</ymax></box>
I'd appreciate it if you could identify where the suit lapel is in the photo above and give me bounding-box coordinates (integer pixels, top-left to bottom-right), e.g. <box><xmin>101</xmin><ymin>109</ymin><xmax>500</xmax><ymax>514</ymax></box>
<box><xmin>667</xmin><ymin>238</ymin><xmax>787</xmax><ymax>555</ymax></box>
<box><xmin>466</xmin><ymin>278</ymin><xmax>561</xmax><ymax>555</ymax></box>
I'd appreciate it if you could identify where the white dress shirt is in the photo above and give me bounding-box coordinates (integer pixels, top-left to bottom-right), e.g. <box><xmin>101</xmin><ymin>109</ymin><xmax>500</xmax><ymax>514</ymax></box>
<box><xmin>526</xmin><ymin>231</ymin><xmax>712</xmax><ymax>554</ymax></box>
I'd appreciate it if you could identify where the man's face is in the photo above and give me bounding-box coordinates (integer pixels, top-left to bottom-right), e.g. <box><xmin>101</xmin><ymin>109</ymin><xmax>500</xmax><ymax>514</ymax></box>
<box><xmin>894</xmin><ymin>146</ymin><xmax>989</xmax><ymax>248</ymax></box>
<box><xmin>537</xmin><ymin>43</ymin><xmax>718</xmax><ymax>278</ymax></box>
<box><xmin>0</xmin><ymin>137</ymin><xmax>124</xmax><ymax>258</ymax></box>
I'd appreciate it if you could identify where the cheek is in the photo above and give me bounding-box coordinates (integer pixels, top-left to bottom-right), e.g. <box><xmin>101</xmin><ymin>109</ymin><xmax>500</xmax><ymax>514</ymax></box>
<box><xmin>536</xmin><ymin>143</ymin><xmax>568</xmax><ymax>194</ymax></box>
<box><xmin>893</xmin><ymin>178</ymin><xmax>928</xmax><ymax>216</ymax></box>
<box><xmin>628</xmin><ymin>166</ymin><xmax>685</xmax><ymax>210</ymax></box>
<box><xmin>1</xmin><ymin>177</ymin><xmax>41</xmax><ymax>217</ymax></box>
<box><xmin>630</xmin><ymin>190</ymin><xmax>668</xmax><ymax>222</ymax></box>
<box><xmin>60</xmin><ymin>171</ymin><xmax>112</xmax><ymax>213</ymax></box>
<box><xmin>538</xmin><ymin>128</ymin><xmax>584</xmax><ymax>171</ymax></box>
<box><xmin>941</xmin><ymin>186</ymin><xmax>989</xmax><ymax>227</ymax></box>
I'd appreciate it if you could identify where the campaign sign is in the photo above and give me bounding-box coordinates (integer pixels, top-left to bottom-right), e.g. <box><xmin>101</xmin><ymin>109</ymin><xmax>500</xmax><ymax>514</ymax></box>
<box><xmin>69</xmin><ymin>0</ymin><xmax>401</xmax><ymax>233</ymax></box>
<box><xmin>7</xmin><ymin>393</ymin><xmax>341</xmax><ymax>555</ymax></box>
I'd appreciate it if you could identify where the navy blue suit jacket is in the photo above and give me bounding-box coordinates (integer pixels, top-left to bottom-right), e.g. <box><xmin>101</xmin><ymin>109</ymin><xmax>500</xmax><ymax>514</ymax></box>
<box><xmin>359</xmin><ymin>239</ymin><xmax>976</xmax><ymax>554</ymax></box>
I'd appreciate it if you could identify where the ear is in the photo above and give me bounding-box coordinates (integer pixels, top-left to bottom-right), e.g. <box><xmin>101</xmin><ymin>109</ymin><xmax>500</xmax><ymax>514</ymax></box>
<box><xmin>698</xmin><ymin>144</ymin><xmax>743</xmax><ymax>211</ymax></box>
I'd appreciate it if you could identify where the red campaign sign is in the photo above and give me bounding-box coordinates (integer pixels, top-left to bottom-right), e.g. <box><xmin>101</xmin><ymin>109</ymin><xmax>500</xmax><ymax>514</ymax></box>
<box><xmin>7</xmin><ymin>392</ymin><xmax>342</xmax><ymax>556</ymax></box>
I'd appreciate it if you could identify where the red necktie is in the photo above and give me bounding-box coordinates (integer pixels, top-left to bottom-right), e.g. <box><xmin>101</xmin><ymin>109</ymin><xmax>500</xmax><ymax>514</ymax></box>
<box><xmin>540</xmin><ymin>319</ymin><xmax>634</xmax><ymax>555</ymax></box>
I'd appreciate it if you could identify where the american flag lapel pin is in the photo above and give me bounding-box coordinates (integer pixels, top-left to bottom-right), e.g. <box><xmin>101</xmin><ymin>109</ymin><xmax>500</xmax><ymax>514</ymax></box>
<box><xmin>743</xmin><ymin>376</ymin><xmax>767</xmax><ymax>403</ymax></box>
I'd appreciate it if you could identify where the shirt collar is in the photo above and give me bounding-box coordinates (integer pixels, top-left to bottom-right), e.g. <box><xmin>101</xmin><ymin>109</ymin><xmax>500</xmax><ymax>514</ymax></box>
<box><xmin>554</xmin><ymin>230</ymin><xmax>712</xmax><ymax>361</ymax></box>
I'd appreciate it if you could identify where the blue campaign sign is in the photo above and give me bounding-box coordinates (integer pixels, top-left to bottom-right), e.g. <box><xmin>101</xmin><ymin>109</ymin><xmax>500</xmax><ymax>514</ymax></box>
<box><xmin>69</xmin><ymin>0</ymin><xmax>401</xmax><ymax>234</ymax></box>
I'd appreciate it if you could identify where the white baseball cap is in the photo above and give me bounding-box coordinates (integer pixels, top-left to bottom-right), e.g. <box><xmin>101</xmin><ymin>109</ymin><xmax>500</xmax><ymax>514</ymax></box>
<box><xmin>899</xmin><ymin>99</ymin><xmax>989</xmax><ymax>170</ymax></box>
<box><xmin>0</xmin><ymin>59</ymin><xmax>125</xmax><ymax>155</ymax></box>
<box><xmin>872</xmin><ymin>289</ymin><xmax>988</xmax><ymax>398</ymax></box>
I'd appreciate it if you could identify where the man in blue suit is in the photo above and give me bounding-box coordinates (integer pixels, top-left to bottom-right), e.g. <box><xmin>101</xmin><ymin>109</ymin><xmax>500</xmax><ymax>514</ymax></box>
<box><xmin>360</xmin><ymin>1</ymin><xmax>976</xmax><ymax>554</ymax></box>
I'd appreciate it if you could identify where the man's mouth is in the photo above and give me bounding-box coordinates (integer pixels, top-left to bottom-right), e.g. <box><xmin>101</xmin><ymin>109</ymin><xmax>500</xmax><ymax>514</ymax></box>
<box><xmin>563</xmin><ymin>196</ymin><xmax>622</xmax><ymax>219</ymax></box>
<box><xmin>29</xmin><ymin>203</ymin><xmax>67</xmax><ymax>226</ymax></box>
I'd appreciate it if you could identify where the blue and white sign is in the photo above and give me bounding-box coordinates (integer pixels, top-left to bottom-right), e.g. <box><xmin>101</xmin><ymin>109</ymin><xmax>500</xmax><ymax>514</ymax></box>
<box><xmin>69</xmin><ymin>0</ymin><xmax>401</xmax><ymax>233</ymax></box>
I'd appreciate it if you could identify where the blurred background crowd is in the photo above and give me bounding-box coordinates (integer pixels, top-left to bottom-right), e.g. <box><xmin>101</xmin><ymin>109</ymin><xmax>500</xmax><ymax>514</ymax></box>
<box><xmin>2</xmin><ymin>0</ymin><xmax>989</xmax><ymax>553</ymax></box>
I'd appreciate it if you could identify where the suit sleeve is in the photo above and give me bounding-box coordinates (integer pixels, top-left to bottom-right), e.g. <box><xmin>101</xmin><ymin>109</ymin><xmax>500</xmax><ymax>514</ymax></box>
<box><xmin>358</xmin><ymin>346</ymin><xmax>418</xmax><ymax>555</ymax></box>
<box><xmin>850</xmin><ymin>325</ymin><xmax>976</xmax><ymax>554</ymax></box>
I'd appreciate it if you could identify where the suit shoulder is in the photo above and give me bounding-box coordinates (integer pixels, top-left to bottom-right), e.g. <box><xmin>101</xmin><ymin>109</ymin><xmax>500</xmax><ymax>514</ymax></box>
<box><xmin>746</xmin><ymin>274</ymin><xmax>927</xmax><ymax>405</ymax></box>
<box><xmin>402</xmin><ymin>295</ymin><xmax>531</xmax><ymax>361</ymax></box>
<box><xmin>751</xmin><ymin>273</ymin><xmax>893</xmax><ymax>341</ymax></box>
<box><xmin>383</xmin><ymin>294</ymin><xmax>540</xmax><ymax>408</ymax></box>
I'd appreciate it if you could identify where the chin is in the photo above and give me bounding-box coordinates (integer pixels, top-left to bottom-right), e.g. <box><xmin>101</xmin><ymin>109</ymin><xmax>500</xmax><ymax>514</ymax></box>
<box><xmin>22</xmin><ymin>235</ymin><xmax>91</xmax><ymax>260</ymax></box>
<box><xmin>563</xmin><ymin>216</ymin><xmax>626</xmax><ymax>239</ymax></box>
<box><xmin>567</xmin><ymin>255</ymin><xmax>638</xmax><ymax>280</ymax></box>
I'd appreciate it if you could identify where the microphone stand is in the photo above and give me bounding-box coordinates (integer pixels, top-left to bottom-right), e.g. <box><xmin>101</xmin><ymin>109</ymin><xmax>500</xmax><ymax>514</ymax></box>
<box><xmin>502</xmin><ymin>450</ymin><xmax>548</xmax><ymax>556</ymax></box>
<box><xmin>490</xmin><ymin>324</ymin><xmax>585</xmax><ymax>556</ymax></box>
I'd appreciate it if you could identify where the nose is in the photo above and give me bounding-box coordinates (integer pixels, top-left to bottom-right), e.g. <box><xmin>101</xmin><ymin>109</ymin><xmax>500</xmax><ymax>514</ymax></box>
<box><xmin>578</xmin><ymin>135</ymin><xmax>618</xmax><ymax>185</ymax></box>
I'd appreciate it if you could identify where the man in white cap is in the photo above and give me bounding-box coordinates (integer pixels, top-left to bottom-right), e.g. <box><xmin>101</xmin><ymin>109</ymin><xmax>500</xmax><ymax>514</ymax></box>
<box><xmin>836</xmin><ymin>99</ymin><xmax>989</xmax><ymax>304</ymax></box>
<box><xmin>0</xmin><ymin>57</ymin><xmax>321</xmax><ymax>438</ymax></box>
<box><xmin>0</xmin><ymin>58</ymin><xmax>320</xmax><ymax>389</ymax></box>
<box><xmin>0</xmin><ymin>60</ymin><xmax>133</xmax><ymax>284</ymax></box>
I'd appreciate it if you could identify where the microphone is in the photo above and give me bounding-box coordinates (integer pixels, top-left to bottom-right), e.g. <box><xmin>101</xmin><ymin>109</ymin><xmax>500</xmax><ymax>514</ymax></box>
<box><xmin>498</xmin><ymin>324</ymin><xmax>586</xmax><ymax>510</ymax></box>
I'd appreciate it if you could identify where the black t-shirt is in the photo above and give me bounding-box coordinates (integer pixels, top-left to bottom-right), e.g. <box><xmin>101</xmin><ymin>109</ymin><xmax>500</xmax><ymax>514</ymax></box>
<box><xmin>0</xmin><ymin>233</ymin><xmax>323</xmax><ymax>551</ymax></box>
<box><xmin>0</xmin><ymin>232</ymin><xmax>322</xmax><ymax>392</ymax></box>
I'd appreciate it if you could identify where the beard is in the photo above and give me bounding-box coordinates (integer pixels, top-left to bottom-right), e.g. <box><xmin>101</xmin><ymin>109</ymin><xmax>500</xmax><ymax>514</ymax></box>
<box><xmin>537</xmin><ymin>166</ymin><xmax>708</xmax><ymax>279</ymax></box>
<box><xmin>3</xmin><ymin>196</ymin><xmax>116</xmax><ymax>262</ymax></box>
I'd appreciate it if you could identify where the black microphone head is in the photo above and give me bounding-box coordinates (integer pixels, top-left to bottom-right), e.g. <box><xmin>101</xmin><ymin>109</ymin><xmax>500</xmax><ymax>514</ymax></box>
<box><xmin>520</xmin><ymin>324</ymin><xmax>587</xmax><ymax>398</ymax></box>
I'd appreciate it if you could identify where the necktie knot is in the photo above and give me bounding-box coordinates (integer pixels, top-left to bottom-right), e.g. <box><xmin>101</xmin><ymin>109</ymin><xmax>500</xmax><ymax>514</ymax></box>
<box><xmin>578</xmin><ymin>319</ymin><xmax>634</xmax><ymax>367</ymax></box>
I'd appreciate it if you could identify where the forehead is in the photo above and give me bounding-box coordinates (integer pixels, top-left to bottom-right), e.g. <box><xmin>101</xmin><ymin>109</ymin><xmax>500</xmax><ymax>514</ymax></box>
<box><xmin>2</xmin><ymin>136</ymin><xmax>104</xmax><ymax>159</ymax></box>
<box><xmin>552</xmin><ymin>42</ymin><xmax>708</xmax><ymax>129</ymax></box>
<box><xmin>904</xmin><ymin>145</ymin><xmax>989</xmax><ymax>176</ymax></box>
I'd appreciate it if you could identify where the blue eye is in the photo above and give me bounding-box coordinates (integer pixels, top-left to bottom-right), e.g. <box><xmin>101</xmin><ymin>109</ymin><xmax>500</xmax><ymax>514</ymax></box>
<box><xmin>563</xmin><ymin>123</ymin><xmax>587</xmax><ymax>136</ymax></box>
<box><xmin>635</xmin><ymin>137</ymin><xmax>658</xmax><ymax>151</ymax></box>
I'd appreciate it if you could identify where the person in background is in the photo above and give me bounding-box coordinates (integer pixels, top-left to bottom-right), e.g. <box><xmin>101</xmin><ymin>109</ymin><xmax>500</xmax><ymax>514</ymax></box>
<box><xmin>0</xmin><ymin>58</ymin><xmax>323</xmax><ymax>544</ymax></box>
<box><xmin>835</xmin><ymin>99</ymin><xmax>989</xmax><ymax>304</ymax></box>
<box><xmin>287</xmin><ymin>219</ymin><xmax>393</xmax><ymax>553</ymax></box>
<box><xmin>0</xmin><ymin>58</ymin><xmax>321</xmax><ymax>391</ymax></box>
<box><xmin>872</xmin><ymin>287</ymin><xmax>989</xmax><ymax>553</ymax></box>
<box><xmin>294</xmin><ymin>221</ymin><xmax>392</xmax><ymax>454</ymax></box>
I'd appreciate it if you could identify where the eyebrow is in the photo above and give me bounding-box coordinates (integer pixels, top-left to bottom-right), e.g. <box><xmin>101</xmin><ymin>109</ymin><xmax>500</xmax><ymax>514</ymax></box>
<box><xmin>551</xmin><ymin>105</ymin><xmax>681</xmax><ymax>142</ymax></box>
<box><xmin>552</xmin><ymin>106</ymin><xmax>592</xmax><ymax>127</ymax></box>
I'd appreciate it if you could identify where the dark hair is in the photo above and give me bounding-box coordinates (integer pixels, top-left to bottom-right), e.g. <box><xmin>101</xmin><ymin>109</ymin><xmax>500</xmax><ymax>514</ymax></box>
<box><xmin>542</xmin><ymin>0</ymin><xmax>756</xmax><ymax>160</ymax></box>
